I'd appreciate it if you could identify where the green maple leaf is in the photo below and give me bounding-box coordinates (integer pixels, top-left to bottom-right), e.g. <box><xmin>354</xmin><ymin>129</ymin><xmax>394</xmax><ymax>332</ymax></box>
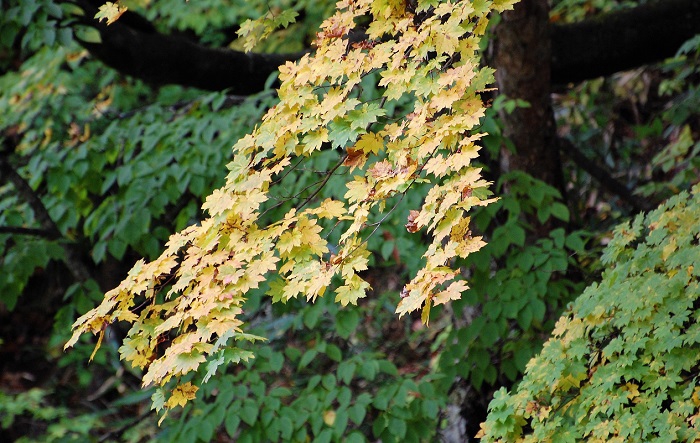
<box><xmin>273</xmin><ymin>9</ymin><xmax>298</xmax><ymax>28</ymax></box>
<box><xmin>335</xmin><ymin>274</ymin><xmax>370</xmax><ymax>306</ymax></box>
<box><xmin>347</xmin><ymin>103</ymin><xmax>386</xmax><ymax>130</ymax></box>
<box><xmin>173</xmin><ymin>351</ymin><xmax>207</xmax><ymax>375</ymax></box>
<box><xmin>237</xmin><ymin>10</ymin><xmax>298</xmax><ymax>52</ymax></box>
<box><xmin>329</xmin><ymin>118</ymin><xmax>361</xmax><ymax>148</ymax></box>
<box><xmin>151</xmin><ymin>388</ymin><xmax>166</xmax><ymax>412</ymax></box>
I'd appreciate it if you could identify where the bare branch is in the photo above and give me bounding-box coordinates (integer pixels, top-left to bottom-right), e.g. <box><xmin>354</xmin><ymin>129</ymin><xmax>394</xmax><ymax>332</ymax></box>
<box><xmin>558</xmin><ymin>137</ymin><xmax>655</xmax><ymax>213</ymax></box>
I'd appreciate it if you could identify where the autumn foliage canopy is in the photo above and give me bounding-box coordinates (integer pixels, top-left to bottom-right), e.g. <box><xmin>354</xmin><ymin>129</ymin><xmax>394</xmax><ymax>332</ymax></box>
<box><xmin>66</xmin><ymin>0</ymin><xmax>516</xmax><ymax>414</ymax></box>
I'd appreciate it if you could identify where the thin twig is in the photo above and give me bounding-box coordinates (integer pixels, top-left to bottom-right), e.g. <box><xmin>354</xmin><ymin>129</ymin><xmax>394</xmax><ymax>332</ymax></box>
<box><xmin>296</xmin><ymin>154</ymin><xmax>348</xmax><ymax>212</ymax></box>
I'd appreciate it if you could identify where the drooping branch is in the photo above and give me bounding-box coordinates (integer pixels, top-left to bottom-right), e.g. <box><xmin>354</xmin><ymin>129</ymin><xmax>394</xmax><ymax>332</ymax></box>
<box><xmin>551</xmin><ymin>0</ymin><xmax>700</xmax><ymax>84</ymax></box>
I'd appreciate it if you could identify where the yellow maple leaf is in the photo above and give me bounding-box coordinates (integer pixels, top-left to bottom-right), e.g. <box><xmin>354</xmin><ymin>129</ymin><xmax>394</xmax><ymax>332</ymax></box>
<box><xmin>424</xmin><ymin>155</ymin><xmax>450</xmax><ymax>178</ymax></box>
<box><xmin>434</xmin><ymin>209</ymin><xmax>462</xmax><ymax>242</ymax></box>
<box><xmin>278</xmin><ymin>227</ymin><xmax>303</xmax><ymax>255</ymax></box>
<box><xmin>662</xmin><ymin>238</ymin><xmax>677</xmax><ymax>261</ymax></box>
<box><xmin>396</xmin><ymin>286</ymin><xmax>425</xmax><ymax>317</ymax></box>
<box><xmin>299</xmin><ymin>221</ymin><xmax>328</xmax><ymax>256</ymax></box>
<box><xmin>430</xmin><ymin>88</ymin><xmax>462</xmax><ymax>111</ymax></box>
<box><xmin>692</xmin><ymin>387</ymin><xmax>700</xmax><ymax>406</ymax></box>
<box><xmin>355</xmin><ymin>132</ymin><xmax>384</xmax><ymax>155</ymax></box>
<box><xmin>94</xmin><ymin>2</ymin><xmax>127</xmax><ymax>25</ymax></box>
<box><xmin>624</xmin><ymin>382</ymin><xmax>640</xmax><ymax>400</ymax></box>
<box><xmin>311</xmin><ymin>198</ymin><xmax>347</xmax><ymax>219</ymax></box>
<box><xmin>301</xmin><ymin>128</ymin><xmax>329</xmax><ymax>153</ymax></box>
<box><xmin>344</xmin><ymin>176</ymin><xmax>371</xmax><ymax>204</ymax></box>
<box><xmin>433</xmin><ymin>280</ymin><xmax>469</xmax><ymax>306</ymax></box>
<box><xmin>165</xmin><ymin>382</ymin><xmax>199</xmax><ymax>409</ymax></box>
<box><xmin>552</xmin><ymin>316</ymin><xmax>572</xmax><ymax>339</ymax></box>
<box><xmin>425</xmin><ymin>241</ymin><xmax>458</xmax><ymax>268</ymax></box>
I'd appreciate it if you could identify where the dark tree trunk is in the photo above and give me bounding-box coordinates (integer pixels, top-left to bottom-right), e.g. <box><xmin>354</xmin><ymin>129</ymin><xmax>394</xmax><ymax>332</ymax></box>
<box><xmin>493</xmin><ymin>0</ymin><xmax>565</xmax><ymax>201</ymax></box>
<box><xmin>454</xmin><ymin>3</ymin><xmax>564</xmax><ymax>439</ymax></box>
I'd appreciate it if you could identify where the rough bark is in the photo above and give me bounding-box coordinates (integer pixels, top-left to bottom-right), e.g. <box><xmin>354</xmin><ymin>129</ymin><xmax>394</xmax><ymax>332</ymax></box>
<box><xmin>64</xmin><ymin>0</ymin><xmax>700</xmax><ymax>93</ymax></box>
<box><xmin>493</xmin><ymin>0</ymin><xmax>565</xmax><ymax>197</ymax></box>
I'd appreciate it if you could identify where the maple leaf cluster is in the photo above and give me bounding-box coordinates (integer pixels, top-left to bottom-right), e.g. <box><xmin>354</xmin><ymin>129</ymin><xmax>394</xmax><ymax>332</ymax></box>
<box><xmin>67</xmin><ymin>0</ymin><xmax>516</xmax><ymax>414</ymax></box>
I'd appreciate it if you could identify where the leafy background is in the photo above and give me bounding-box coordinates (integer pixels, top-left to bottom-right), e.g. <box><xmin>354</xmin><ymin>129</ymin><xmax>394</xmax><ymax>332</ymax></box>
<box><xmin>1</xmin><ymin>0</ymin><xmax>699</xmax><ymax>441</ymax></box>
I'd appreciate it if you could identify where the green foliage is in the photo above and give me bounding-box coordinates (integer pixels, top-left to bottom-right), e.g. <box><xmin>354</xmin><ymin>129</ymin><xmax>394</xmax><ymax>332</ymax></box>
<box><xmin>638</xmin><ymin>36</ymin><xmax>700</xmax><ymax>198</ymax></box>
<box><xmin>0</xmin><ymin>385</ymin><xmax>161</xmax><ymax>442</ymax></box>
<box><xmin>158</xmin><ymin>292</ymin><xmax>446</xmax><ymax>442</ymax></box>
<box><xmin>0</xmin><ymin>41</ymin><xmax>274</xmax><ymax>311</ymax></box>
<box><xmin>479</xmin><ymin>185</ymin><xmax>700</xmax><ymax>442</ymax></box>
<box><xmin>549</xmin><ymin>0</ymin><xmax>636</xmax><ymax>22</ymax></box>
<box><xmin>0</xmin><ymin>0</ymin><xmax>69</xmax><ymax>59</ymax></box>
<box><xmin>0</xmin><ymin>6</ymin><xmax>278</xmax><ymax>438</ymax></box>
<box><xmin>0</xmin><ymin>388</ymin><xmax>102</xmax><ymax>442</ymax></box>
<box><xmin>0</xmin><ymin>238</ymin><xmax>63</xmax><ymax>310</ymax></box>
<box><xmin>129</xmin><ymin>0</ymin><xmax>336</xmax><ymax>50</ymax></box>
<box><xmin>556</xmin><ymin>34</ymin><xmax>700</xmax><ymax>210</ymax></box>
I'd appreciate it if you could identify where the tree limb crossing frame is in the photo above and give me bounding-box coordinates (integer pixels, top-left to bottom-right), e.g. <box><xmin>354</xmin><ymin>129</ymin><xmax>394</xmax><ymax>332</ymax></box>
<box><xmin>66</xmin><ymin>0</ymin><xmax>700</xmax><ymax>93</ymax></box>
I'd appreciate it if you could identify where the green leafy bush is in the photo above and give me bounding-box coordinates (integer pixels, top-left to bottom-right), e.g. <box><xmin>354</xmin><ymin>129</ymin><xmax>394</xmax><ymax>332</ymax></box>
<box><xmin>0</xmin><ymin>388</ymin><xmax>102</xmax><ymax>442</ymax></box>
<box><xmin>159</xmin><ymin>293</ymin><xmax>446</xmax><ymax>443</ymax></box>
<box><xmin>479</xmin><ymin>185</ymin><xmax>700</xmax><ymax>442</ymax></box>
<box><xmin>0</xmin><ymin>42</ymin><xmax>275</xmax><ymax>310</ymax></box>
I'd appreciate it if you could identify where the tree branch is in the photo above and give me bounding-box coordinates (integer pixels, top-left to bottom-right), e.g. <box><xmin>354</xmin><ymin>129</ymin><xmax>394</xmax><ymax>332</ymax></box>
<box><xmin>0</xmin><ymin>159</ymin><xmax>62</xmax><ymax>239</ymax></box>
<box><xmin>62</xmin><ymin>0</ymin><xmax>700</xmax><ymax>93</ymax></box>
<box><xmin>558</xmin><ymin>137</ymin><xmax>655</xmax><ymax>213</ymax></box>
<box><xmin>0</xmin><ymin>156</ymin><xmax>93</xmax><ymax>282</ymax></box>
<box><xmin>0</xmin><ymin>226</ymin><xmax>55</xmax><ymax>237</ymax></box>
<box><xmin>551</xmin><ymin>0</ymin><xmax>700</xmax><ymax>84</ymax></box>
<box><xmin>67</xmin><ymin>0</ymin><xmax>304</xmax><ymax>93</ymax></box>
